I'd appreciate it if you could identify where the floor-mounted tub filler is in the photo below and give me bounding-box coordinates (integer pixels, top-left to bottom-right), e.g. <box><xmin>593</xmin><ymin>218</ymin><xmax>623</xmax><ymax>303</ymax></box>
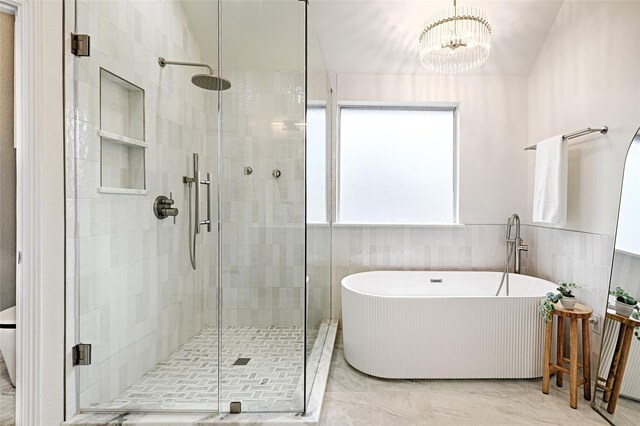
<box><xmin>341</xmin><ymin>271</ymin><xmax>557</xmax><ymax>379</ymax></box>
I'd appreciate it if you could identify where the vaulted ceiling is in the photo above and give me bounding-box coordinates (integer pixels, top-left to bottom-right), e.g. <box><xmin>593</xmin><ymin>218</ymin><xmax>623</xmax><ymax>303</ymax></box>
<box><xmin>181</xmin><ymin>0</ymin><xmax>565</xmax><ymax>76</ymax></box>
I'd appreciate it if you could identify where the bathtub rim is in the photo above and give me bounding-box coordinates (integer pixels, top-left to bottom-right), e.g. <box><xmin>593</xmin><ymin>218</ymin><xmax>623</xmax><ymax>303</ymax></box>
<box><xmin>341</xmin><ymin>270</ymin><xmax>557</xmax><ymax>299</ymax></box>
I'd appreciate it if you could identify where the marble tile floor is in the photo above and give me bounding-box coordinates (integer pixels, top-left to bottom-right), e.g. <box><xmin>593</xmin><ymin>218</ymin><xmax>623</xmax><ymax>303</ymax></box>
<box><xmin>0</xmin><ymin>352</ymin><xmax>15</xmax><ymax>426</ymax></box>
<box><xmin>593</xmin><ymin>391</ymin><xmax>640</xmax><ymax>426</ymax></box>
<box><xmin>320</xmin><ymin>331</ymin><xmax>610</xmax><ymax>426</ymax></box>
<box><xmin>88</xmin><ymin>326</ymin><xmax>313</xmax><ymax>412</ymax></box>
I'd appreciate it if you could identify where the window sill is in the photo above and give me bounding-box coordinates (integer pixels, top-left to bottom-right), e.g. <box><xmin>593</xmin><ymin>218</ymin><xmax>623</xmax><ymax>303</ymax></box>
<box><xmin>332</xmin><ymin>223</ymin><xmax>465</xmax><ymax>228</ymax></box>
<box><xmin>307</xmin><ymin>222</ymin><xmax>331</xmax><ymax>227</ymax></box>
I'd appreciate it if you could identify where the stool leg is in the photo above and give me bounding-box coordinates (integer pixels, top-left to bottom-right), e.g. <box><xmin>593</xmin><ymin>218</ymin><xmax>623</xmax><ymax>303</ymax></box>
<box><xmin>542</xmin><ymin>319</ymin><xmax>553</xmax><ymax>394</ymax></box>
<box><xmin>608</xmin><ymin>324</ymin><xmax>634</xmax><ymax>414</ymax></box>
<box><xmin>582</xmin><ymin>318</ymin><xmax>591</xmax><ymax>401</ymax></box>
<box><xmin>604</xmin><ymin>323</ymin><xmax>626</xmax><ymax>403</ymax></box>
<box><xmin>556</xmin><ymin>317</ymin><xmax>564</xmax><ymax>387</ymax></box>
<box><xmin>570</xmin><ymin>318</ymin><xmax>578</xmax><ymax>409</ymax></box>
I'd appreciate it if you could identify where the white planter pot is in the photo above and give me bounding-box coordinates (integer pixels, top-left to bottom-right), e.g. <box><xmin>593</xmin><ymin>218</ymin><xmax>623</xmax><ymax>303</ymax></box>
<box><xmin>560</xmin><ymin>298</ymin><xmax>576</xmax><ymax>310</ymax></box>
<box><xmin>615</xmin><ymin>300</ymin><xmax>636</xmax><ymax>317</ymax></box>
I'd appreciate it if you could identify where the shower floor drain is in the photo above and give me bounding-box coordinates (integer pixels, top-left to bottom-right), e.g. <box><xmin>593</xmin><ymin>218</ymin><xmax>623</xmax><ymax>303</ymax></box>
<box><xmin>233</xmin><ymin>357</ymin><xmax>251</xmax><ymax>366</ymax></box>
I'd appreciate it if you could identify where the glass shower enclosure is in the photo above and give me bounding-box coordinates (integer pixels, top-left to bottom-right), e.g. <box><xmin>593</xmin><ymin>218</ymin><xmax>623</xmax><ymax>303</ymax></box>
<box><xmin>64</xmin><ymin>0</ymin><xmax>332</xmax><ymax>416</ymax></box>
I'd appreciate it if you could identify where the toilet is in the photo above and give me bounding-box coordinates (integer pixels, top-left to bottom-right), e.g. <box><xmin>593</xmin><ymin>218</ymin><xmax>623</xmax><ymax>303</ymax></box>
<box><xmin>0</xmin><ymin>305</ymin><xmax>16</xmax><ymax>386</ymax></box>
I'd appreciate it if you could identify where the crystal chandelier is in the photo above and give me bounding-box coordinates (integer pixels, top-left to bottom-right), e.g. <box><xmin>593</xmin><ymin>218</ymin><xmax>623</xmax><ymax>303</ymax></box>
<box><xmin>418</xmin><ymin>0</ymin><xmax>491</xmax><ymax>74</ymax></box>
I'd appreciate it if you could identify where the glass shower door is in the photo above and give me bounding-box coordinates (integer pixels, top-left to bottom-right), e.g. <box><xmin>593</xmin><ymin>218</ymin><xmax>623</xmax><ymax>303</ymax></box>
<box><xmin>218</xmin><ymin>0</ymin><xmax>307</xmax><ymax>413</ymax></box>
<box><xmin>68</xmin><ymin>0</ymin><xmax>219</xmax><ymax>412</ymax></box>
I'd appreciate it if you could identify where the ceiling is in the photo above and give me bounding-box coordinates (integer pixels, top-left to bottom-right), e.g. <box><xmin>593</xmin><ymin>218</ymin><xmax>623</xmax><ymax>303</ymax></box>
<box><xmin>310</xmin><ymin>0</ymin><xmax>564</xmax><ymax>76</ymax></box>
<box><xmin>181</xmin><ymin>0</ymin><xmax>565</xmax><ymax>76</ymax></box>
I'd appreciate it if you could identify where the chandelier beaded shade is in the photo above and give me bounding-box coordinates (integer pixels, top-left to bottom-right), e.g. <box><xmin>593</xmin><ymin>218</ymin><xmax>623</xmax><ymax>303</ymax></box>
<box><xmin>419</xmin><ymin>0</ymin><xmax>491</xmax><ymax>74</ymax></box>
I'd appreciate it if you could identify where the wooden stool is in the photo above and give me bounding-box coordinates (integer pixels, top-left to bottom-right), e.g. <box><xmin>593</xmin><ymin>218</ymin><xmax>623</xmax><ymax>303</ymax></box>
<box><xmin>596</xmin><ymin>310</ymin><xmax>640</xmax><ymax>414</ymax></box>
<box><xmin>542</xmin><ymin>302</ymin><xmax>592</xmax><ymax>409</ymax></box>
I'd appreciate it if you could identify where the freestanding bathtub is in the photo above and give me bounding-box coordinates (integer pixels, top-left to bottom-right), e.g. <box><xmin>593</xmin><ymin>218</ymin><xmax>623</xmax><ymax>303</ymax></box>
<box><xmin>341</xmin><ymin>271</ymin><xmax>557</xmax><ymax>379</ymax></box>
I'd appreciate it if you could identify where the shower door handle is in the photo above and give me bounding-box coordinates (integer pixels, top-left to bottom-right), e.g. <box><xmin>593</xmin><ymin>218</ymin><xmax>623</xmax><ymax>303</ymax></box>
<box><xmin>200</xmin><ymin>173</ymin><xmax>212</xmax><ymax>232</ymax></box>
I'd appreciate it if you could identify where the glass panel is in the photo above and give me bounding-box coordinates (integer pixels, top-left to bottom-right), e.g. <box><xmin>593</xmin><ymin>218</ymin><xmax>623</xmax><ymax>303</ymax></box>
<box><xmin>69</xmin><ymin>0</ymin><xmax>219</xmax><ymax>412</ymax></box>
<box><xmin>219</xmin><ymin>0</ymin><xmax>306</xmax><ymax>413</ymax></box>
<box><xmin>338</xmin><ymin>108</ymin><xmax>456</xmax><ymax>224</ymax></box>
<box><xmin>305</xmin><ymin>7</ymin><xmax>332</xmax><ymax>406</ymax></box>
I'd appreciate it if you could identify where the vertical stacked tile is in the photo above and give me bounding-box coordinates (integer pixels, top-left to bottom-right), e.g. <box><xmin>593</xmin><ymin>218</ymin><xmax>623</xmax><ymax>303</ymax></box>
<box><xmin>65</xmin><ymin>0</ymin><xmax>217</xmax><ymax>411</ymax></box>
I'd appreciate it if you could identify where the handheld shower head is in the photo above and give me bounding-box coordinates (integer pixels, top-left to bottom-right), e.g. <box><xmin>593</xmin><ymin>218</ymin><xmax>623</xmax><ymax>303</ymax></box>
<box><xmin>158</xmin><ymin>57</ymin><xmax>231</xmax><ymax>91</ymax></box>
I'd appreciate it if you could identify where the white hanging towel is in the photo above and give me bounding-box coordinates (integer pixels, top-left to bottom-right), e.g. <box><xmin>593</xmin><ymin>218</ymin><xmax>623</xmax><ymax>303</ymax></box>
<box><xmin>533</xmin><ymin>135</ymin><xmax>567</xmax><ymax>225</ymax></box>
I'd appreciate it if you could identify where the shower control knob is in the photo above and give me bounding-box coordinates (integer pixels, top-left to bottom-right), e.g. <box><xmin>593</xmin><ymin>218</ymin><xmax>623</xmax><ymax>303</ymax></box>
<box><xmin>154</xmin><ymin>194</ymin><xmax>179</xmax><ymax>223</ymax></box>
<box><xmin>244</xmin><ymin>166</ymin><xmax>253</xmax><ymax>175</ymax></box>
<box><xmin>272</xmin><ymin>169</ymin><xmax>281</xmax><ymax>178</ymax></box>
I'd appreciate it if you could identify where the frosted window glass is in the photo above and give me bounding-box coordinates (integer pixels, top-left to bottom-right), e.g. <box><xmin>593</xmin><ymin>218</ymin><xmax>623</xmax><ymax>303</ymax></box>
<box><xmin>339</xmin><ymin>108</ymin><xmax>455</xmax><ymax>224</ymax></box>
<box><xmin>616</xmin><ymin>138</ymin><xmax>640</xmax><ymax>254</ymax></box>
<box><xmin>306</xmin><ymin>107</ymin><xmax>327</xmax><ymax>223</ymax></box>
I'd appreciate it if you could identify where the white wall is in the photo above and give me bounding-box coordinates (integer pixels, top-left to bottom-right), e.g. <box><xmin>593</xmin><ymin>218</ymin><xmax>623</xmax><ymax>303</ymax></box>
<box><xmin>335</xmin><ymin>73</ymin><xmax>529</xmax><ymax>225</ymax></box>
<box><xmin>526</xmin><ymin>1</ymin><xmax>640</xmax><ymax>236</ymax></box>
<box><xmin>40</xmin><ymin>0</ymin><xmax>65</xmax><ymax>423</ymax></box>
<box><xmin>329</xmin><ymin>73</ymin><xmax>529</xmax><ymax>317</ymax></box>
<box><xmin>525</xmin><ymin>1</ymin><xmax>640</xmax><ymax>372</ymax></box>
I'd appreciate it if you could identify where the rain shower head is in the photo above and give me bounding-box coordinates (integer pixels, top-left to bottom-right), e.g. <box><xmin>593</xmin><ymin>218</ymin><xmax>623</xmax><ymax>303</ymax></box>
<box><xmin>192</xmin><ymin>73</ymin><xmax>231</xmax><ymax>91</ymax></box>
<box><xmin>158</xmin><ymin>57</ymin><xmax>231</xmax><ymax>91</ymax></box>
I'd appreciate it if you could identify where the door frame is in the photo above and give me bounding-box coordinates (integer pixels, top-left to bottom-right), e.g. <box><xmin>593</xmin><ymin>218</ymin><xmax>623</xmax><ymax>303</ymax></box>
<box><xmin>4</xmin><ymin>0</ymin><xmax>65</xmax><ymax>423</ymax></box>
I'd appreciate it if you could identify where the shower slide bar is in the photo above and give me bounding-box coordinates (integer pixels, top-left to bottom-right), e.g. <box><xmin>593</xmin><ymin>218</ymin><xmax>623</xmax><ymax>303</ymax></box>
<box><xmin>183</xmin><ymin>153</ymin><xmax>212</xmax><ymax>233</ymax></box>
<box><xmin>524</xmin><ymin>126</ymin><xmax>608</xmax><ymax>150</ymax></box>
<box><xmin>184</xmin><ymin>153</ymin><xmax>212</xmax><ymax>270</ymax></box>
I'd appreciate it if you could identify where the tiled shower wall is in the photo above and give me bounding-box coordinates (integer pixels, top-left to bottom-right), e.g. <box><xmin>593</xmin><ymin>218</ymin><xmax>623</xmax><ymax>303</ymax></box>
<box><xmin>218</xmin><ymin>70</ymin><xmax>306</xmax><ymax>327</ymax></box>
<box><xmin>65</xmin><ymin>0</ymin><xmax>217</xmax><ymax>411</ymax></box>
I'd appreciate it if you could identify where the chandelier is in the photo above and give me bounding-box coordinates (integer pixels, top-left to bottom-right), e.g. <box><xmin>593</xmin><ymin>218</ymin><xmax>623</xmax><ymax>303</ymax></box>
<box><xmin>418</xmin><ymin>0</ymin><xmax>491</xmax><ymax>74</ymax></box>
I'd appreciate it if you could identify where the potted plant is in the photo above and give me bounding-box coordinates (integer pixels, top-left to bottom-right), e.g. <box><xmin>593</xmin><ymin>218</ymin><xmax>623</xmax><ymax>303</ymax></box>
<box><xmin>631</xmin><ymin>309</ymin><xmax>640</xmax><ymax>342</ymax></box>
<box><xmin>557</xmin><ymin>282</ymin><xmax>581</xmax><ymax>309</ymax></box>
<box><xmin>539</xmin><ymin>292</ymin><xmax>562</xmax><ymax>324</ymax></box>
<box><xmin>610</xmin><ymin>287</ymin><xmax>638</xmax><ymax>317</ymax></box>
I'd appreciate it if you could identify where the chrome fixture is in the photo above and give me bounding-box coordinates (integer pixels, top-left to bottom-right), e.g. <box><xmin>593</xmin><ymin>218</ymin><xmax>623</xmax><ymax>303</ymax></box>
<box><xmin>244</xmin><ymin>166</ymin><xmax>253</xmax><ymax>175</ymax></box>
<box><xmin>418</xmin><ymin>0</ymin><xmax>491</xmax><ymax>74</ymax></box>
<box><xmin>272</xmin><ymin>169</ymin><xmax>281</xmax><ymax>178</ymax></box>
<box><xmin>525</xmin><ymin>126</ymin><xmax>608</xmax><ymax>150</ymax></box>
<box><xmin>154</xmin><ymin>193</ymin><xmax>179</xmax><ymax>223</ymax></box>
<box><xmin>507</xmin><ymin>213</ymin><xmax>528</xmax><ymax>274</ymax></box>
<box><xmin>158</xmin><ymin>57</ymin><xmax>231</xmax><ymax>91</ymax></box>
<box><xmin>496</xmin><ymin>213</ymin><xmax>528</xmax><ymax>296</ymax></box>
<box><xmin>183</xmin><ymin>153</ymin><xmax>212</xmax><ymax>270</ymax></box>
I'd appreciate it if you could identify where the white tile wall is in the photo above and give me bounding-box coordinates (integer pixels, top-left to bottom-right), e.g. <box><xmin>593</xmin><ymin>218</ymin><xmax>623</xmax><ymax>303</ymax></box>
<box><xmin>65</xmin><ymin>0</ymin><xmax>218</xmax><ymax>412</ymax></box>
<box><xmin>218</xmin><ymin>70</ymin><xmax>306</xmax><ymax>327</ymax></box>
<box><xmin>523</xmin><ymin>225</ymin><xmax>614</xmax><ymax>318</ymax></box>
<box><xmin>330</xmin><ymin>224</ymin><xmax>508</xmax><ymax>319</ymax></box>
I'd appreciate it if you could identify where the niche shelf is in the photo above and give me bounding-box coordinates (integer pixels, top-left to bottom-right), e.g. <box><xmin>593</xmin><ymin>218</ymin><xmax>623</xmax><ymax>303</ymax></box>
<box><xmin>98</xmin><ymin>68</ymin><xmax>147</xmax><ymax>194</ymax></box>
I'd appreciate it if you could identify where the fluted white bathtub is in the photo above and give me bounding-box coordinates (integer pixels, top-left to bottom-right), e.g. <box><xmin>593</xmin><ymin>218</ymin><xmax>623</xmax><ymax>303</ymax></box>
<box><xmin>341</xmin><ymin>271</ymin><xmax>557</xmax><ymax>379</ymax></box>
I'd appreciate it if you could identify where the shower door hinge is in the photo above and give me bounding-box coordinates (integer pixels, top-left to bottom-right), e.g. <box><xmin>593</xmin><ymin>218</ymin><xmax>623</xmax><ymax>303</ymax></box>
<box><xmin>72</xmin><ymin>343</ymin><xmax>92</xmax><ymax>366</ymax></box>
<box><xmin>71</xmin><ymin>33</ymin><xmax>91</xmax><ymax>57</ymax></box>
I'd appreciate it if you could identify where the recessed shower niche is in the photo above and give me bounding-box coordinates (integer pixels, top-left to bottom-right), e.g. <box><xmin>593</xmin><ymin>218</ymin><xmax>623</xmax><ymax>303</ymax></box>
<box><xmin>98</xmin><ymin>68</ymin><xmax>147</xmax><ymax>194</ymax></box>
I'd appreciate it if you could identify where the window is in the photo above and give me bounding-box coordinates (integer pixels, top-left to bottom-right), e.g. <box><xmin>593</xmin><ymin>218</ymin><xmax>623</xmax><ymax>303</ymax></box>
<box><xmin>306</xmin><ymin>106</ymin><xmax>327</xmax><ymax>223</ymax></box>
<box><xmin>338</xmin><ymin>106</ymin><xmax>457</xmax><ymax>224</ymax></box>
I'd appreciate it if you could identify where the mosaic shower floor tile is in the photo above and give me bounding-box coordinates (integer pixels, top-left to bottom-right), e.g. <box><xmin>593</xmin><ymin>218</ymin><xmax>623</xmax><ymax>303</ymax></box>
<box><xmin>87</xmin><ymin>326</ymin><xmax>309</xmax><ymax>412</ymax></box>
